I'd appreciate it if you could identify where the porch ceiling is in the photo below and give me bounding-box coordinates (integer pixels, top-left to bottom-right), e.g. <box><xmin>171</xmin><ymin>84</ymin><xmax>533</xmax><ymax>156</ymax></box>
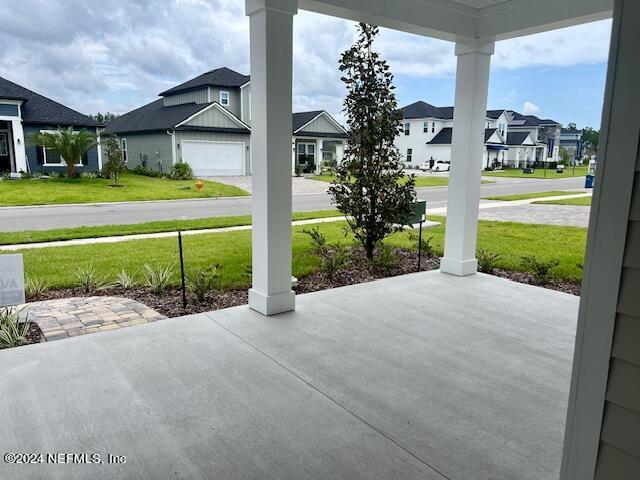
<box><xmin>299</xmin><ymin>0</ymin><xmax>612</xmax><ymax>41</ymax></box>
<box><xmin>0</xmin><ymin>271</ymin><xmax>578</xmax><ymax>480</ymax></box>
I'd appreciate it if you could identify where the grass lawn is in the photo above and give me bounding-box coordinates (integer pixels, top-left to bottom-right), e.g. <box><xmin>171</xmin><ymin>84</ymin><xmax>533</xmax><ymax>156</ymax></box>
<box><xmin>0</xmin><ymin>210</ymin><xmax>341</xmax><ymax>246</ymax></box>
<box><xmin>483</xmin><ymin>190</ymin><xmax>586</xmax><ymax>201</ymax></box>
<box><xmin>309</xmin><ymin>174</ymin><xmax>492</xmax><ymax>188</ymax></box>
<box><xmin>17</xmin><ymin>216</ymin><xmax>587</xmax><ymax>289</ymax></box>
<box><xmin>0</xmin><ymin>172</ymin><xmax>248</xmax><ymax>206</ymax></box>
<box><xmin>483</xmin><ymin>166</ymin><xmax>589</xmax><ymax>179</ymax></box>
<box><xmin>534</xmin><ymin>196</ymin><xmax>593</xmax><ymax>206</ymax></box>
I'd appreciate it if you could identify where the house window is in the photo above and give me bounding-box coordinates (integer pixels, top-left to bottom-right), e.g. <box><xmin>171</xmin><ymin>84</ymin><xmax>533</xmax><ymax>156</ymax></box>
<box><xmin>0</xmin><ymin>132</ymin><xmax>8</xmax><ymax>156</ymax></box>
<box><xmin>432</xmin><ymin>122</ymin><xmax>435</xmax><ymax>133</ymax></box>
<box><xmin>220</xmin><ymin>91</ymin><xmax>230</xmax><ymax>106</ymax></box>
<box><xmin>406</xmin><ymin>148</ymin><xmax>413</xmax><ymax>163</ymax></box>
<box><xmin>404</xmin><ymin>123</ymin><xmax>410</xmax><ymax>136</ymax></box>
<box><xmin>40</xmin><ymin>129</ymin><xmax>84</xmax><ymax>166</ymax></box>
<box><xmin>121</xmin><ymin>138</ymin><xmax>128</xmax><ymax>163</ymax></box>
<box><xmin>423</xmin><ymin>122</ymin><xmax>428</xmax><ymax>133</ymax></box>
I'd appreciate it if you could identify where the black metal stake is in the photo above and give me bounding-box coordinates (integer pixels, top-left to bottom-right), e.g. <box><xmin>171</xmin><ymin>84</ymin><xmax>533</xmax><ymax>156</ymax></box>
<box><xmin>178</xmin><ymin>230</ymin><xmax>187</xmax><ymax>309</ymax></box>
<box><xmin>417</xmin><ymin>220</ymin><xmax>423</xmax><ymax>271</ymax></box>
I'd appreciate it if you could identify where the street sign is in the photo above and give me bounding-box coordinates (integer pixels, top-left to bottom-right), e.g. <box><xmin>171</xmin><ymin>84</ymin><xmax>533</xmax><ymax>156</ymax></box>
<box><xmin>0</xmin><ymin>254</ymin><xmax>25</xmax><ymax>306</ymax></box>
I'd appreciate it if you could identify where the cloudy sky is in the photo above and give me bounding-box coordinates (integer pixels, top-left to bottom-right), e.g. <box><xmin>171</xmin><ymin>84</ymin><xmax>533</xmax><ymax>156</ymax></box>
<box><xmin>0</xmin><ymin>0</ymin><xmax>611</xmax><ymax>128</ymax></box>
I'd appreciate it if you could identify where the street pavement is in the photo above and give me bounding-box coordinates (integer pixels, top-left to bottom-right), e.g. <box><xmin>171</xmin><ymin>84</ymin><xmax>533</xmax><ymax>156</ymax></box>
<box><xmin>0</xmin><ymin>176</ymin><xmax>586</xmax><ymax>232</ymax></box>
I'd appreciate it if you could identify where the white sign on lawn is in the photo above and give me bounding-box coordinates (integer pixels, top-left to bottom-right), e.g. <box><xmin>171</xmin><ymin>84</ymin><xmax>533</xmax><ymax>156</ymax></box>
<box><xmin>0</xmin><ymin>254</ymin><xmax>25</xmax><ymax>306</ymax></box>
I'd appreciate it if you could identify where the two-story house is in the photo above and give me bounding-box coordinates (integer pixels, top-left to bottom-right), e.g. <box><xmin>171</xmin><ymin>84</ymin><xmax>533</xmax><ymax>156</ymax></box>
<box><xmin>0</xmin><ymin>76</ymin><xmax>102</xmax><ymax>175</ymax></box>
<box><xmin>397</xmin><ymin>100</ymin><xmax>562</xmax><ymax>170</ymax></box>
<box><xmin>396</xmin><ymin>101</ymin><xmax>510</xmax><ymax>170</ymax></box>
<box><xmin>107</xmin><ymin>67</ymin><xmax>347</xmax><ymax>177</ymax></box>
<box><xmin>506</xmin><ymin>111</ymin><xmax>562</xmax><ymax>167</ymax></box>
<box><xmin>560</xmin><ymin>127</ymin><xmax>583</xmax><ymax>160</ymax></box>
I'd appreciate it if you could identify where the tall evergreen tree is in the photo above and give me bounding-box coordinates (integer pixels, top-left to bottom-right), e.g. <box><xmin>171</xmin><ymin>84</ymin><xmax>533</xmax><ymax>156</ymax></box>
<box><xmin>329</xmin><ymin>23</ymin><xmax>416</xmax><ymax>260</ymax></box>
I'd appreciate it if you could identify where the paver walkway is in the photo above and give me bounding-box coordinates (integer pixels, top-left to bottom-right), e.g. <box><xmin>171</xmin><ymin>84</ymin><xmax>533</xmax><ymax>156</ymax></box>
<box><xmin>21</xmin><ymin>296</ymin><xmax>166</xmax><ymax>341</ymax></box>
<box><xmin>204</xmin><ymin>175</ymin><xmax>330</xmax><ymax>194</ymax></box>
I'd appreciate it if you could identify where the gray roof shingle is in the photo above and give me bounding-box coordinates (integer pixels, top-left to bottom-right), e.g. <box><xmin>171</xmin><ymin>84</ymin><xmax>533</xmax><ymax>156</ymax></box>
<box><xmin>159</xmin><ymin>67</ymin><xmax>250</xmax><ymax>96</ymax></box>
<box><xmin>506</xmin><ymin>131</ymin><xmax>533</xmax><ymax>145</ymax></box>
<box><xmin>0</xmin><ymin>76</ymin><xmax>98</xmax><ymax>127</ymax></box>
<box><xmin>401</xmin><ymin>102</ymin><xmax>505</xmax><ymax>121</ymax></box>
<box><xmin>428</xmin><ymin>127</ymin><xmax>504</xmax><ymax>145</ymax></box>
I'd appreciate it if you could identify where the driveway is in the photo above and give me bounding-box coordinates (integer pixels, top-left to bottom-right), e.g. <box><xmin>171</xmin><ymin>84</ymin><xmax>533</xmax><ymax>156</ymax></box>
<box><xmin>205</xmin><ymin>175</ymin><xmax>330</xmax><ymax>194</ymax></box>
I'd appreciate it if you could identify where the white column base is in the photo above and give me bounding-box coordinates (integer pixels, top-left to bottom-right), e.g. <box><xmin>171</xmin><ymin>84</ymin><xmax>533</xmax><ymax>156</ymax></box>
<box><xmin>249</xmin><ymin>289</ymin><xmax>295</xmax><ymax>315</ymax></box>
<box><xmin>440</xmin><ymin>257</ymin><xmax>478</xmax><ymax>276</ymax></box>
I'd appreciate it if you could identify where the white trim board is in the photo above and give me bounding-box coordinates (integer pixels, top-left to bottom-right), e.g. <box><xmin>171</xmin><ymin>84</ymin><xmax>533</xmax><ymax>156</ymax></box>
<box><xmin>174</xmin><ymin>102</ymin><xmax>251</xmax><ymax>130</ymax></box>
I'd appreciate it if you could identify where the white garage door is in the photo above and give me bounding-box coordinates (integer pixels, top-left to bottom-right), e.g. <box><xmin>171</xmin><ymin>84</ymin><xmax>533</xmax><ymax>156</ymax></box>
<box><xmin>182</xmin><ymin>141</ymin><xmax>244</xmax><ymax>176</ymax></box>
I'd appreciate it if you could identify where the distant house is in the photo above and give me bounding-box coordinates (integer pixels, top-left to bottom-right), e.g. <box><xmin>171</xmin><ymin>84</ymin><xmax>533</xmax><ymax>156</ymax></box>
<box><xmin>0</xmin><ymin>76</ymin><xmax>102</xmax><ymax>175</ymax></box>
<box><xmin>396</xmin><ymin>100</ymin><xmax>561</xmax><ymax>169</ymax></box>
<box><xmin>107</xmin><ymin>67</ymin><xmax>347</xmax><ymax>176</ymax></box>
<box><xmin>560</xmin><ymin>128</ymin><xmax>582</xmax><ymax>158</ymax></box>
<box><xmin>396</xmin><ymin>101</ymin><xmax>510</xmax><ymax>168</ymax></box>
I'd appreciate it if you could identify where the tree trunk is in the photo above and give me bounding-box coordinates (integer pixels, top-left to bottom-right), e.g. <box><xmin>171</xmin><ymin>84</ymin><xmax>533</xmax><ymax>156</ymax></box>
<box><xmin>66</xmin><ymin>158</ymin><xmax>75</xmax><ymax>178</ymax></box>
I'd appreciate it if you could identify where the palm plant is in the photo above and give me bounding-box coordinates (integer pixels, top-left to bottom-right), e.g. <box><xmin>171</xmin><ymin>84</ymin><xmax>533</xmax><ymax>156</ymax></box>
<box><xmin>32</xmin><ymin>127</ymin><xmax>97</xmax><ymax>178</ymax></box>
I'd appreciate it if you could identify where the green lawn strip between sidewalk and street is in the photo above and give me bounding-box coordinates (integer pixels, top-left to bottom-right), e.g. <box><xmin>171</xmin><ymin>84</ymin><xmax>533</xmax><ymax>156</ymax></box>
<box><xmin>0</xmin><ymin>210</ymin><xmax>341</xmax><ymax>246</ymax></box>
<box><xmin>483</xmin><ymin>191</ymin><xmax>586</xmax><ymax>201</ymax></box>
<box><xmin>0</xmin><ymin>172</ymin><xmax>248</xmax><ymax>206</ymax></box>
<box><xmin>534</xmin><ymin>196</ymin><xmax>593</xmax><ymax>206</ymax></box>
<box><xmin>483</xmin><ymin>166</ymin><xmax>589</xmax><ymax>179</ymax></box>
<box><xmin>18</xmin><ymin>216</ymin><xmax>586</xmax><ymax>289</ymax></box>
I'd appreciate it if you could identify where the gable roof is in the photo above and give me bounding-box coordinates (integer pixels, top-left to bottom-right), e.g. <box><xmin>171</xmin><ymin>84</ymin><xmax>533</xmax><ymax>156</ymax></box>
<box><xmin>0</xmin><ymin>76</ymin><xmax>98</xmax><ymax>127</ymax></box>
<box><xmin>506</xmin><ymin>131</ymin><xmax>536</xmax><ymax>146</ymax></box>
<box><xmin>159</xmin><ymin>67</ymin><xmax>250</xmax><ymax>96</ymax></box>
<box><xmin>401</xmin><ymin>102</ymin><xmax>506</xmax><ymax>121</ymax></box>
<box><xmin>427</xmin><ymin>127</ymin><xmax>505</xmax><ymax>145</ymax></box>
<box><xmin>106</xmin><ymin>99</ymin><xmax>220</xmax><ymax>134</ymax></box>
<box><xmin>292</xmin><ymin>110</ymin><xmax>347</xmax><ymax>137</ymax></box>
<box><xmin>508</xmin><ymin>111</ymin><xmax>560</xmax><ymax>128</ymax></box>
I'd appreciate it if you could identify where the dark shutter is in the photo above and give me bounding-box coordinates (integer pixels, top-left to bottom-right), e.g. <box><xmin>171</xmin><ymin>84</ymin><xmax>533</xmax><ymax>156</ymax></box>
<box><xmin>36</xmin><ymin>146</ymin><xmax>44</xmax><ymax>165</ymax></box>
<box><xmin>81</xmin><ymin>152</ymin><xmax>88</xmax><ymax>165</ymax></box>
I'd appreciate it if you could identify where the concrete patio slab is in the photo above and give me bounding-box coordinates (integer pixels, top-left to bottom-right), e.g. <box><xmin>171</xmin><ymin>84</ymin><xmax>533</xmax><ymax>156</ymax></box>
<box><xmin>0</xmin><ymin>271</ymin><xmax>578</xmax><ymax>480</ymax></box>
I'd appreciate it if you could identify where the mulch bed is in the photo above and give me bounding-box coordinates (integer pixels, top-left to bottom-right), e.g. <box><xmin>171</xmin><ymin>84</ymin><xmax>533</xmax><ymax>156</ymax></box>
<box><xmin>26</xmin><ymin>247</ymin><xmax>581</xmax><ymax>319</ymax></box>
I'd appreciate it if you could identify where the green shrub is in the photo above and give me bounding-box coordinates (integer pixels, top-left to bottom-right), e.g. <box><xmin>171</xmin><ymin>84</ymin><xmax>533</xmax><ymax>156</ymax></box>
<box><xmin>302</xmin><ymin>226</ymin><xmax>328</xmax><ymax>255</ymax></box>
<box><xmin>477</xmin><ymin>249</ymin><xmax>501</xmax><ymax>274</ymax></box>
<box><xmin>143</xmin><ymin>264</ymin><xmax>174</xmax><ymax>294</ymax></box>
<box><xmin>188</xmin><ymin>264</ymin><xmax>221</xmax><ymax>302</ymax></box>
<box><xmin>322</xmin><ymin>246</ymin><xmax>350</xmax><ymax>280</ymax></box>
<box><xmin>75</xmin><ymin>265</ymin><xmax>109</xmax><ymax>293</ymax></box>
<box><xmin>371</xmin><ymin>243</ymin><xmax>397</xmax><ymax>274</ymax></box>
<box><xmin>0</xmin><ymin>308</ymin><xmax>32</xmax><ymax>349</ymax></box>
<box><xmin>25</xmin><ymin>277</ymin><xmax>49</xmax><ymax>297</ymax></box>
<box><xmin>520</xmin><ymin>255</ymin><xmax>560</xmax><ymax>283</ymax></box>
<box><xmin>408</xmin><ymin>231</ymin><xmax>435</xmax><ymax>257</ymax></box>
<box><xmin>171</xmin><ymin>162</ymin><xmax>195</xmax><ymax>180</ymax></box>
<box><xmin>102</xmin><ymin>137</ymin><xmax>126</xmax><ymax>186</ymax></box>
<box><xmin>115</xmin><ymin>269</ymin><xmax>137</xmax><ymax>289</ymax></box>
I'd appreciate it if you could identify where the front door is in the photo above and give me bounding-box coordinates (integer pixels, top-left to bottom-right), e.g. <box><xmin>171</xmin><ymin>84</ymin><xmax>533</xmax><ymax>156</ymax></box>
<box><xmin>0</xmin><ymin>132</ymin><xmax>12</xmax><ymax>173</ymax></box>
<box><xmin>297</xmin><ymin>143</ymin><xmax>316</xmax><ymax>174</ymax></box>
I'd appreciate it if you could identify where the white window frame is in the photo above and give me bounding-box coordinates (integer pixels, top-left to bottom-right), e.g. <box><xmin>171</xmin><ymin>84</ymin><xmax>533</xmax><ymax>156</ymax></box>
<box><xmin>432</xmin><ymin>122</ymin><xmax>435</xmax><ymax>133</ymax></box>
<box><xmin>423</xmin><ymin>122</ymin><xmax>428</xmax><ymax>133</ymax></box>
<box><xmin>40</xmin><ymin>129</ymin><xmax>84</xmax><ymax>166</ymax></box>
<box><xmin>404</xmin><ymin>122</ymin><xmax>410</xmax><ymax>136</ymax></box>
<box><xmin>219</xmin><ymin>91</ymin><xmax>230</xmax><ymax>107</ymax></box>
<box><xmin>406</xmin><ymin>148</ymin><xmax>413</xmax><ymax>163</ymax></box>
<box><xmin>0</xmin><ymin>132</ymin><xmax>8</xmax><ymax>156</ymax></box>
<box><xmin>121</xmin><ymin>138</ymin><xmax>128</xmax><ymax>163</ymax></box>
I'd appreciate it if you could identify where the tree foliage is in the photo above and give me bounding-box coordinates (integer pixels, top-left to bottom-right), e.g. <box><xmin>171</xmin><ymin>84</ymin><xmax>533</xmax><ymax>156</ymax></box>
<box><xmin>32</xmin><ymin>127</ymin><xmax>96</xmax><ymax>178</ymax></box>
<box><xmin>90</xmin><ymin>112</ymin><xmax>119</xmax><ymax>124</ymax></box>
<box><xmin>581</xmin><ymin>127</ymin><xmax>599</xmax><ymax>153</ymax></box>
<box><xmin>328</xmin><ymin>22</ymin><xmax>416</xmax><ymax>260</ymax></box>
<box><xmin>102</xmin><ymin>136</ymin><xmax>126</xmax><ymax>186</ymax></box>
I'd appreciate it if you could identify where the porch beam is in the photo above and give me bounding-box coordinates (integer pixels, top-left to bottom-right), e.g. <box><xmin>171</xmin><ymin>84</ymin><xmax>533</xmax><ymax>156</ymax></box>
<box><xmin>440</xmin><ymin>40</ymin><xmax>494</xmax><ymax>277</ymax></box>
<box><xmin>246</xmin><ymin>0</ymin><xmax>297</xmax><ymax>315</ymax></box>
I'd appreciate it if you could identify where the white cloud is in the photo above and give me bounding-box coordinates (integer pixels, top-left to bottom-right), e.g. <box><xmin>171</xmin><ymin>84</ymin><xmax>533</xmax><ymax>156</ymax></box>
<box><xmin>0</xmin><ymin>2</ymin><xmax>612</xmax><ymax>120</ymax></box>
<box><xmin>522</xmin><ymin>101</ymin><xmax>541</xmax><ymax>115</ymax></box>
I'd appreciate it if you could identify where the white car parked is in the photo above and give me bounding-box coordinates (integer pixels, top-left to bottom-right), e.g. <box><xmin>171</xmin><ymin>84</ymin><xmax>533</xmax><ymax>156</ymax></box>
<box><xmin>419</xmin><ymin>160</ymin><xmax>451</xmax><ymax>172</ymax></box>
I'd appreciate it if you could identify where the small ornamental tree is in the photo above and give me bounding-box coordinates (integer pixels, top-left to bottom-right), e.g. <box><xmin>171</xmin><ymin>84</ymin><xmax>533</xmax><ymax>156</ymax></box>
<box><xmin>32</xmin><ymin>127</ymin><xmax>96</xmax><ymax>178</ymax></box>
<box><xmin>102</xmin><ymin>136</ymin><xmax>126</xmax><ymax>186</ymax></box>
<box><xmin>329</xmin><ymin>23</ymin><xmax>416</xmax><ymax>260</ymax></box>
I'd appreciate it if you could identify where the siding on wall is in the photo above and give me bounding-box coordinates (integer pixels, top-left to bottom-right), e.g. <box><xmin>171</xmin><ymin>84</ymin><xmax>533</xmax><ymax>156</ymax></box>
<box><xmin>175</xmin><ymin>130</ymin><xmax>251</xmax><ymax>174</ymax></box>
<box><xmin>163</xmin><ymin>89</ymin><xmax>209</xmax><ymax>106</ymax></box>
<box><xmin>184</xmin><ymin>106</ymin><xmax>243</xmax><ymax>129</ymax></box>
<box><xmin>596</xmin><ymin>146</ymin><xmax>640</xmax><ymax>478</ymax></box>
<box><xmin>209</xmin><ymin>87</ymin><xmax>241</xmax><ymax>118</ymax></box>
<box><xmin>122</xmin><ymin>132</ymin><xmax>173</xmax><ymax>173</ymax></box>
<box><xmin>241</xmin><ymin>84</ymin><xmax>251</xmax><ymax>125</ymax></box>
<box><xmin>23</xmin><ymin>124</ymin><xmax>100</xmax><ymax>173</ymax></box>
<box><xmin>297</xmin><ymin>114</ymin><xmax>343</xmax><ymax>135</ymax></box>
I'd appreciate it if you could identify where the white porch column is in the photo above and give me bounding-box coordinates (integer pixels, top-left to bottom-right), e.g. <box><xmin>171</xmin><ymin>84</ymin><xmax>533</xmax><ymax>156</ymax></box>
<box><xmin>246</xmin><ymin>0</ymin><xmax>297</xmax><ymax>315</ymax></box>
<box><xmin>315</xmin><ymin>138</ymin><xmax>323</xmax><ymax>174</ymax></box>
<box><xmin>440</xmin><ymin>40</ymin><xmax>494</xmax><ymax>276</ymax></box>
<box><xmin>11</xmin><ymin>120</ymin><xmax>27</xmax><ymax>172</ymax></box>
